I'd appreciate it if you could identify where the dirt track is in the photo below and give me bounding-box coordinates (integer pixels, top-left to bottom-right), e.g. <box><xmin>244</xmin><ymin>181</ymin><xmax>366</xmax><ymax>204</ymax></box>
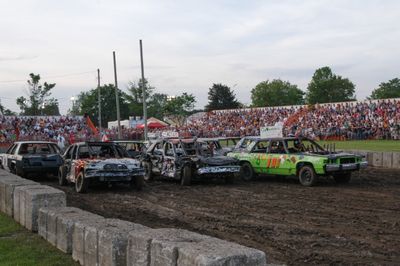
<box><xmin>43</xmin><ymin>168</ymin><xmax>400</xmax><ymax>265</ymax></box>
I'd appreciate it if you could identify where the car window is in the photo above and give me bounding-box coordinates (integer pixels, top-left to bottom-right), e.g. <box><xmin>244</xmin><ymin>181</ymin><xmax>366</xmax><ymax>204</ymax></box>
<box><xmin>270</xmin><ymin>140</ymin><xmax>286</xmax><ymax>154</ymax></box>
<box><xmin>153</xmin><ymin>142</ymin><xmax>163</xmax><ymax>156</ymax></box>
<box><xmin>165</xmin><ymin>143</ymin><xmax>174</xmax><ymax>157</ymax></box>
<box><xmin>286</xmin><ymin>139</ymin><xmax>306</xmax><ymax>153</ymax></box>
<box><xmin>78</xmin><ymin>146</ymin><xmax>91</xmax><ymax>159</ymax></box>
<box><xmin>64</xmin><ymin>146</ymin><xmax>73</xmax><ymax>159</ymax></box>
<box><xmin>252</xmin><ymin>140</ymin><xmax>269</xmax><ymax>153</ymax></box>
<box><xmin>7</xmin><ymin>144</ymin><xmax>17</xmax><ymax>155</ymax></box>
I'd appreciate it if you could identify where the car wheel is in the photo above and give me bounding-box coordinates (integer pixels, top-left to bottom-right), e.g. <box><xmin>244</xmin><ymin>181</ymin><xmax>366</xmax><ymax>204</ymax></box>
<box><xmin>240</xmin><ymin>162</ymin><xmax>254</xmax><ymax>181</ymax></box>
<box><xmin>75</xmin><ymin>172</ymin><xmax>89</xmax><ymax>193</ymax></box>
<box><xmin>224</xmin><ymin>174</ymin><xmax>235</xmax><ymax>184</ymax></box>
<box><xmin>143</xmin><ymin>162</ymin><xmax>153</xmax><ymax>182</ymax></box>
<box><xmin>333</xmin><ymin>172</ymin><xmax>351</xmax><ymax>184</ymax></box>
<box><xmin>58</xmin><ymin>166</ymin><xmax>67</xmax><ymax>186</ymax></box>
<box><xmin>298</xmin><ymin>165</ymin><xmax>317</xmax><ymax>187</ymax></box>
<box><xmin>132</xmin><ymin>175</ymin><xmax>144</xmax><ymax>191</ymax></box>
<box><xmin>181</xmin><ymin>165</ymin><xmax>192</xmax><ymax>186</ymax></box>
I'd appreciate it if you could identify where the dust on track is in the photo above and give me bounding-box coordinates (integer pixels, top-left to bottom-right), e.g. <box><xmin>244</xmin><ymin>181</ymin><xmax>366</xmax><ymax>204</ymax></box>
<box><xmin>41</xmin><ymin>168</ymin><xmax>400</xmax><ymax>265</ymax></box>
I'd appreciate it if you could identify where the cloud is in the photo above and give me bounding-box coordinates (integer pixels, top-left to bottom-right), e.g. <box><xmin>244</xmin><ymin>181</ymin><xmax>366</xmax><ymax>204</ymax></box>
<box><xmin>0</xmin><ymin>55</ymin><xmax>38</xmax><ymax>61</ymax></box>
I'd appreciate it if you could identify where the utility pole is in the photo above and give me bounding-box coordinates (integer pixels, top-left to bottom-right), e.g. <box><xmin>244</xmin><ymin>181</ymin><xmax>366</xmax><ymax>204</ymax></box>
<box><xmin>113</xmin><ymin>51</ymin><xmax>122</xmax><ymax>139</ymax></box>
<box><xmin>97</xmin><ymin>69</ymin><xmax>102</xmax><ymax>130</ymax></box>
<box><xmin>140</xmin><ymin>40</ymin><xmax>148</xmax><ymax>141</ymax></box>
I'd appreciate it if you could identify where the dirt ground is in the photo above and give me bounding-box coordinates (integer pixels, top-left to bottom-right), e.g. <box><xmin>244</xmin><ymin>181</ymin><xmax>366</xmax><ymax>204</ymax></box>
<box><xmin>42</xmin><ymin>168</ymin><xmax>400</xmax><ymax>265</ymax></box>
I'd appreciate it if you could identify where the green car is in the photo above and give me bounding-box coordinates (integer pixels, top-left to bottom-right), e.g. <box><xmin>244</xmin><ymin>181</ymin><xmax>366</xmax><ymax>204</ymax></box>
<box><xmin>227</xmin><ymin>136</ymin><xmax>368</xmax><ymax>186</ymax></box>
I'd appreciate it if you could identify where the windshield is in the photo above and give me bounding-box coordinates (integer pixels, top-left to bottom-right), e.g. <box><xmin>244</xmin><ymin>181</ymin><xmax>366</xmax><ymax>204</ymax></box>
<box><xmin>84</xmin><ymin>144</ymin><xmax>127</xmax><ymax>159</ymax></box>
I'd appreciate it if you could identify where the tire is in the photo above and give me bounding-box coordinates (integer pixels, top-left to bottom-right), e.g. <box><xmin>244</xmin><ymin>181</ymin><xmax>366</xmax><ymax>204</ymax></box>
<box><xmin>224</xmin><ymin>174</ymin><xmax>235</xmax><ymax>184</ymax></box>
<box><xmin>333</xmin><ymin>172</ymin><xmax>351</xmax><ymax>184</ymax></box>
<box><xmin>240</xmin><ymin>162</ymin><xmax>254</xmax><ymax>181</ymax></box>
<box><xmin>143</xmin><ymin>162</ymin><xmax>153</xmax><ymax>182</ymax></box>
<box><xmin>58</xmin><ymin>166</ymin><xmax>67</xmax><ymax>186</ymax></box>
<box><xmin>298</xmin><ymin>165</ymin><xmax>317</xmax><ymax>187</ymax></box>
<box><xmin>132</xmin><ymin>175</ymin><xmax>144</xmax><ymax>191</ymax></box>
<box><xmin>75</xmin><ymin>172</ymin><xmax>89</xmax><ymax>193</ymax></box>
<box><xmin>181</xmin><ymin>165</ymin><xmax>192</xmax><ymax>186</ymax></box>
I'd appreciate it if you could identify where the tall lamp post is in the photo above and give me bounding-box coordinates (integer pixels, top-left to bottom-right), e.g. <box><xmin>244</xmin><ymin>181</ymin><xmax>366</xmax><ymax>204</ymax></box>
<box><xmin>70</xmin><ymin>96</ymin><xmax>76</xmax><ymax>115</ymax></box>
<box><xmin>140</xmin><ymin>40</ymin><xmax>148</xmax><ymax>141</ymax></box>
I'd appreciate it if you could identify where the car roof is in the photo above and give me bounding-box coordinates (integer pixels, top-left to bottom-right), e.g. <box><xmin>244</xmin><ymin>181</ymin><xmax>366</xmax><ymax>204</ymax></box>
<box><xmin>243</xmin><ymin>136</ymin><xmax>301</xmax><ymax>141</ymax></box>
<box><xmin>74</xmin><ymin>141</ymin><xmax>116</xmax><ymax>145</ymax></box>
<box><xmin>14</xmin><ymin>141</ymin><xmax>57</xmax><ymax>144</ymax></box>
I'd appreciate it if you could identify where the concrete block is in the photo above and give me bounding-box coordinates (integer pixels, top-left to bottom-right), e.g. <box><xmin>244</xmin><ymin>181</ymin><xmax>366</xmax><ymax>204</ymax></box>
<box><xmin>393</xmin><ymin>152</ymin><xmax>400</xmax><ymax>169</ymax></box>
<box><xmin>382</xmin><ymin>152</ymin><xmax>393</xmax><ymax>168</ymax></box>
<box><xmin>0</xmin><ymin>179</ymin><xmax>37</xmax><ymax>216</ymax></box>
<box><xmin>366</xmin><ymin>152</ymin><xmax>373</xmax><ymax>166</ymax></box>
<box><xmin>98</xmin><ymin>219</ymin><xmax>149</xmax><ymax>266</ymax></box>
<box><xmin>22</xmin><ymin>186</ymin><xmax>66</xmax><ymax>231</ymax></box>
<box><xmin>127</xmin><ymin>228</ymin><xmax>267</xmax><ymax>266</ymax></box>
<box><xmin>13</xmin><ymin>184</ymin><xmax>44</xmax><ymax>223</ymax></box>
<box><xmin>72</xmin><ymin>213</ymin><xmax>105</xmax><ymax>265</ymax></box>
<box><xmin>371</xmin><ymin>152</ymin><xmax>383</xmax><ymax>167</ymax></box>
<box><xmin>56</xmin><ymin>207</ymin><xmax>95</xmax><ymax>254</ymax></box>
<box><xmin>127</xmin><ymin>228</ymin><xmax>210</xmax><ymax>266</ymax></box>
<box><xmin>177</xmin><ymin>237</ymin><xmax>267</xmax><ymax>266</ymax></box>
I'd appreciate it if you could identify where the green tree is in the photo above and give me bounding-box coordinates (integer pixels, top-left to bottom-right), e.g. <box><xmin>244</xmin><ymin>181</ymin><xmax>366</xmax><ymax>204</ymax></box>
<box><xmin>370</xmin><ymin>78</ymin><xmax>400</xmax><ymax>99</ymax></box>
<box><xmin>164</xmin><ymin>93</ymin><xmax>196</xmax><ymax>126</ymax></box>
<box><xmin>306</xmin><ymin>67</ymin><xmax>356</xmax><ymax>104</ymax></box>
<box><xmin>147</xmin><ymin>93</ymin><xmax>168</xmax><ymax>119</ymax></box>
<box><xmin>126</xmin><ymin>78</ymin><xmax>155</xmax><ymax>117</ymax></box>
<box><xmin>16</xmin><ymin>73</ymin><xmax>59</xmax><ymax>115</ymax></box>
<box><xmin>0</xmin><ymin>100</ymin><xmax>15</xmax><ymax>115</ymax></box>
<box><xmin>205</xmin><ymin>84</ymin><xmax>240</xmax><ymax>111</ymax></box>
<box><xmin>251</xmin><ymin>79</ymin><xmax>304</xmax><ymax>107</ymax></box>
<box><xmin>76</xmin><ymin>84</ymin><xmax>131</xmax><ymax>127</ymax></box>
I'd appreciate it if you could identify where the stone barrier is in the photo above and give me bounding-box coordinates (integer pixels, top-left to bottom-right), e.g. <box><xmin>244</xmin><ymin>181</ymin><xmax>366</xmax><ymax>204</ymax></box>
<box><xmin>344</xmin><ymin>151</ymin><xmax>400</xmax><ymax>169</ymax></box>
<box><xmin>1</xmin><ymin>169</ymin><xmax>267</xmax><ymax>266</ymax></box>
<box><xmin>127</xmin><ymin>228</ymin><xmax>266</xmax><ymax>266</ymax></box>
<box><xmin>0</xmin><ymin>177</ymin><xmax>38</xmax><ymax>216</ymax></box>
<box><xmin>18</xmin><ymin>185</ymin><xmax>66</xmax><ymax>231</ymax></box>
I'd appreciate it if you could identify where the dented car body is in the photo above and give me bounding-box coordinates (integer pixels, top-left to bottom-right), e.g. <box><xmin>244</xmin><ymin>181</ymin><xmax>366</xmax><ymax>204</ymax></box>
<box><xmin>58</xmin><ymin>142</ymin><xmax>144</xmax><ymax>193</ymax></box>
<box><xmin>228</xmin><ymin>136</ymin><xmax>368</xmax><ymax>186</ymax></box>
<box><xmin>142</xmin><ymin>139</ymin><xmax>241</xmax><ymax>185</ymax></box>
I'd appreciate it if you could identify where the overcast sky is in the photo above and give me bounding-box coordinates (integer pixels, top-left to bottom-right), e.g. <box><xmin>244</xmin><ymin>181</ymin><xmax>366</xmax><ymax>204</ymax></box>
<box><xmin>1</xmin><ymin>0</ymin><xmax>399</xmax><ymax>115</ymax></box>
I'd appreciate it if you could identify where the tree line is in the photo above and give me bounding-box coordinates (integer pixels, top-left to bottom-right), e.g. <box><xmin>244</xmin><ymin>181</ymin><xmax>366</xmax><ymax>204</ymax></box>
<box><xmin>1</xmin><ymin>66</ymin><xmax>399</xmax><ymax>124</ymax></box>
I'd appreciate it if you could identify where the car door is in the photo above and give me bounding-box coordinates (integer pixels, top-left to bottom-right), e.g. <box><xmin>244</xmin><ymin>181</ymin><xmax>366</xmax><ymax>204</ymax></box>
<box><xmin>266</xmin><ymin>140</ymin><xmax>290</xmax><ymax>175</ymax></box>
<box><xmin>161</xmin><ymin>142</ymin><xmax>176</xmax><ymax>178</ymax></box>
<box><xmin>2</xmin><ymin>144</ymin><xmax>17</xmax><ymax>171</ymax></box>
<box><xmin>250</xmin><ymin>140</ymin><xmax>270</xmax><ymax>174</ymax></box>
<box><xmin>64</xmin><ymin>145</ymin><xmax>76</xmax><ymax>182</ymax></box>
<box><xmin>149</xmin><ymin>142</ymin><xmax>163</xmax><ymax>174</ymax></box>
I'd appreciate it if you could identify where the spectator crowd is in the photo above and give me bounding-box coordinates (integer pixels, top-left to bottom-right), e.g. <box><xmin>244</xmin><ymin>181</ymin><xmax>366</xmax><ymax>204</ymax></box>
<box><xmin>1</xmin><ymin>99</ymin><xmax>399</xmax><ymax>148</ymax></box>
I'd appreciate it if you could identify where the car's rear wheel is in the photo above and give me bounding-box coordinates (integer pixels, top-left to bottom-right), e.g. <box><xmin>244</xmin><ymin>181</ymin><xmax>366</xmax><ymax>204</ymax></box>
<box><xmin>143</xmin><ymin>162</ymin><xmax>153</xmax><ymax>182</ymax></box>
<box><xmin>181</xmin><ymin>165</ymin><xmax>192</xmax><ymax>186</ymax></box>
<box><xmin>240</xmin><ymin>162</ymin><xmax>254</xmax><ymax>181</ymax></box>
<box><xmin>298</xmin><ymin>165</ymin><xmax>317</xmax><ymax>187</ymax></box>
<box><xmin>333</xmin><ymin>172</ymin><xmax>351</xmax><ymax>184</ymax></box>
<box><xmin>75</xmin><ymin>172</ymin><xmax>89</xmax><ymax>193</ymax></box>
<box><xmin>58</xmin><ymin>166</ymin><xmax>67</xmax><ymax>186</ymax></box>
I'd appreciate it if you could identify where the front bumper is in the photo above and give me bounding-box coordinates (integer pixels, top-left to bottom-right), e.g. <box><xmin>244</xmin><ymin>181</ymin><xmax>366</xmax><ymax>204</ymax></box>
<box><xmin>85</xmin><ymin>169</ymin><xmax>145</xmax><ymax>182</ymax></box>
<box><xmin>325</xmin><ymin>161</ymin><xmax>368</xmax><ymax>172</ymax></box>
<box><xmin>197</xmin><ymin>165</ymin><xmax>241</xmax><ymax>175</ymax></box>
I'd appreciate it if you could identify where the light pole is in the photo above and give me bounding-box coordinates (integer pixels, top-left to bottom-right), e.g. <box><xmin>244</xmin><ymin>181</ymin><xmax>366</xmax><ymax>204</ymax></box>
<box><xmin>70</xmin><ymin>96</ymin><xmax>75</xmax><ymax>115</ymax></box>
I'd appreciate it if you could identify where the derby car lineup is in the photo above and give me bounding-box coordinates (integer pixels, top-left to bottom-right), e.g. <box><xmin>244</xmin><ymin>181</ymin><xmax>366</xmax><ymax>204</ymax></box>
<box><xmin>0</xmin><ymin>141</ymin><xmax>63</xmax><ymax>178</ymax></box>
<box><xmin>58</xmin><ymin>142</ymin><xmax>145</xmax><ymax>193</ymax></box>
<box><xmin>0</xmin><ymin>136</ymin><xmax>368</xmax><ymax>189</ymax></box>
<box><xmin>227</xmin><ymin>136</ymin><xmax>368</xmax><ymax>186</ymax></box>
<box><xmin>142</xmin><ymin>138</ymin><xmax>241</xmax><ymax>185</ymax></box>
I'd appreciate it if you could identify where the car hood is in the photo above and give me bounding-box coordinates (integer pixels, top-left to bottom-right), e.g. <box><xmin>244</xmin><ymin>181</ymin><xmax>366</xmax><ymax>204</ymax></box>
<box><xmin>84</xmin><ymin>157</ymin><xmax>141</xmax><ymax>169</ymax></box>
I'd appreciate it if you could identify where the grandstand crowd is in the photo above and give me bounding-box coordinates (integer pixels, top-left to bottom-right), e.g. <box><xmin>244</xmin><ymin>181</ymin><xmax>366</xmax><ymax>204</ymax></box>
<box><xmin>1</xmin><ymin>99</ymin><xmax>399</xmax><ymax>147</ymax></box>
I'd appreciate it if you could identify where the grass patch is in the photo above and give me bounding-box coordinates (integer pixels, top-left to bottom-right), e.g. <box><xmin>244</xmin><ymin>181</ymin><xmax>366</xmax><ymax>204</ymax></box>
<box><xmin>0</xmin><ymin>212</ymin><xmax>78</xmax><ymax>266</ymax></box>
<box><xmin>317</xmin><ymin>140</ymin><xmax>400</xmax><ymax>152</ymax></box>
